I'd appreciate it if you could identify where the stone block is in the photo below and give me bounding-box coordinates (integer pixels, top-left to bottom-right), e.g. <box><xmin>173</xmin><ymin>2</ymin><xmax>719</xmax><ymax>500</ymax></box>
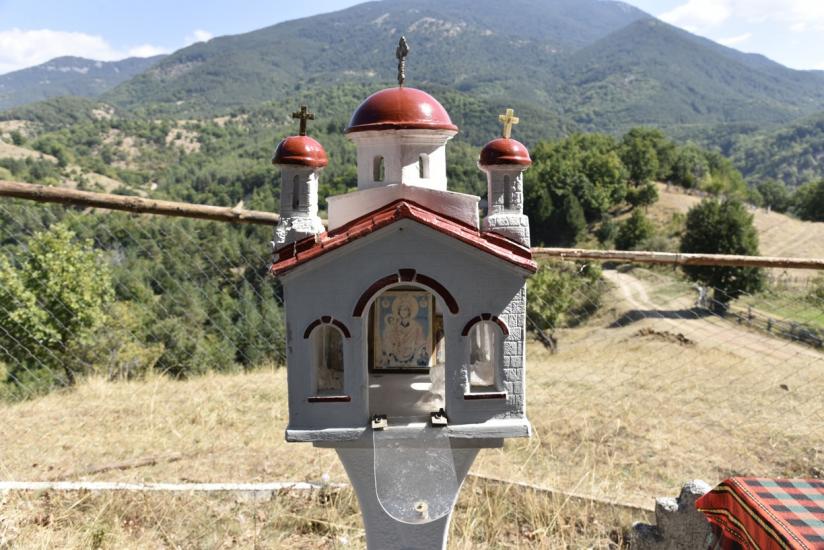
<box><xmin>631</xmin><ymin>480</ymin><xmax>716</xmax><ymax>550</ymax></box>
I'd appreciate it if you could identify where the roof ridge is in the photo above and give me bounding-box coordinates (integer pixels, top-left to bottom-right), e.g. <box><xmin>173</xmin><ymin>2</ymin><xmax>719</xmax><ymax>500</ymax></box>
<box><xmin>272</xmin><ymin>199</ymin><xmax>536</xmax><ymax>276</ymax></box>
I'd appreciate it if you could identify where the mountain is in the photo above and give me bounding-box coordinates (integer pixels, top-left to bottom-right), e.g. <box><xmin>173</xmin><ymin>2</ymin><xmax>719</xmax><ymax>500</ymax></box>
<box><xmin>553</xmin><ymin>19</ymin><xmax>824</xmax><ymax>131</ymax></box>
<box><xmin>0</xmin><ymin>55</ymin><xmax>166</xmax><ymax>111</ymax></box>
<box><xmin>99</xmin><ymin>0</ymin><xmax>824</xmax><ymax>137</ymax></box>
<box><xmin>104</xmin><ymin>0</ymin><xmax>649</xmax><ymax>114</ymax></box>
<box><xmin>5</xmin><ymin>0</ymin><xmax>824</xmax><ymax>155</ymax></box>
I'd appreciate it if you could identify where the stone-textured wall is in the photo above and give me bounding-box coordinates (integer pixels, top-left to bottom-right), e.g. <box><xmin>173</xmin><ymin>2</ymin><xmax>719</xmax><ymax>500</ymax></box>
<box><xmin>631</xmin><ymin>480</ymin><xmax>716</xmax><ymax>550</ymax></box>
<box><xmin>494</xmin><ymin>287</ymin><xmax>525</xmax><ymax>418</ymax></box>
<box><xmin>483</xmin><ymin>171</ymin><xmax>530</xmax><ymax>247</ymax></box>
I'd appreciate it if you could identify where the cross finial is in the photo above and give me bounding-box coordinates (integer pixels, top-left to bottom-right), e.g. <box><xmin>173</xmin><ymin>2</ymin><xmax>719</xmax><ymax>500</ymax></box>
<box><xmin>396</xmin><ymin>36</ymin><xmax>410</xmax><ymax>87</ymax></box>
<box><xmin>498</xmin><ymin>108</ymin><xmax>520</xmax><ymax>139</ymax></box>
<box><xmin>292</xmin><ymin>105</ymin><xmax>314</xmax><ymax>136</ymax></box>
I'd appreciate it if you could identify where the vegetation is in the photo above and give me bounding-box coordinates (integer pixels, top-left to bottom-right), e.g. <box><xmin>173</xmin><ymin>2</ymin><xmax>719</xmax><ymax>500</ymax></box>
<box><xmin>0</xmin><ymin>225</ymin><xmax>114</xmax><ymax>390</ymax></box>
<box><xmin>793</xmin><ymin>180</ymin><xmax>824</xmax><ymax>222</ymax></box>
<box><xmin>0</xmin><ymin>203</ymin><xmax>285</xmax><ymax>400</ymax></box>
<box><xmin>718</xmin><ymin>113</ymin><xmax>824</xmax><ymax>187</ymax></box>
<box><xmin>615</xmin><ymin>209</ymin><xmax>654</xmax><ymax>251</ymax></box>
<box><xmin>526</xmin><ymin>261</ymin><xmax>602</xmax><ymax>351</ymax></box>
<box><xmin>680</xmin><ymin>198</ymin><xmax>765</xmax><ymax>310</ymax></box>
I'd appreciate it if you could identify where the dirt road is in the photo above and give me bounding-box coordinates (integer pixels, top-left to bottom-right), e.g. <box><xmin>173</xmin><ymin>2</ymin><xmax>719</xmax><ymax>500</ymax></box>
<box><xmin>602</xmin><ymin>268</ymin><xmax>824</xmax><ymax>364</ymax></box>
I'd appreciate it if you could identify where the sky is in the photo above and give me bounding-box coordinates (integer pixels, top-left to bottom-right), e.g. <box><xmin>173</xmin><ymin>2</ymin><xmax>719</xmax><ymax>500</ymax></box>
<box><xmin>0</xmin><ymin>0</ymin><xmax>822</xmax><ymax>75</ymax></box>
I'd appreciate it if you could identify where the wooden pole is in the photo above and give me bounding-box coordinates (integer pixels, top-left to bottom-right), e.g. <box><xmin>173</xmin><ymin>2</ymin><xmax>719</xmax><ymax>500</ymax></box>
<box><xmin>532</xmin><ymin>247</ymin><xmax>824</xmax><ymax>271</ymax></box>
<box><xmin>0</xmin><ymin>180</ymin><xmax>281</xmax><ymax>226</ymax></box>
<box><xmin>2</xmin><ymin>180</ymin><xmax>822</xmax><ymax>270</ymax></box>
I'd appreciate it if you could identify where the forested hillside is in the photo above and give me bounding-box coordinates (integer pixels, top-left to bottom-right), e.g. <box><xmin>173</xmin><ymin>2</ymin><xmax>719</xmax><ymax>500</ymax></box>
<box><xmin>715</xmin><ymin>113</ymin><xmax>824</xmax><ymax>187</ymax></box>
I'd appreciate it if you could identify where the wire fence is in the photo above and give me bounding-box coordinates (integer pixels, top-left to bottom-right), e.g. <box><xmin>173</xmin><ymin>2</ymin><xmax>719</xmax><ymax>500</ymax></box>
<box><xmin>0</xmin><ymin>197</ymin><xmax>822</xmax><ymax>545</ymax></box>
<box><xmin>0</xmin><ymin>199</ymin><xmax>285</xmax><ymax>401</ymax></box>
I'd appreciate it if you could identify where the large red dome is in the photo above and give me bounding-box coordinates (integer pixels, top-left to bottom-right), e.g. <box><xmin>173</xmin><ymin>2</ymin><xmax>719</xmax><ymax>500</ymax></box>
<box><xmin>272</xmin><ymin>135</ymin><xmax>328</xmax><ymax>168</ymax></box>
<box><xmin>345</xmin><ymin>87</ymin><xmax>458</xmax><ymax>134</ymax></box>
<box><xmin>479</xmin><ymin>138</ymin><xmax>532</xmax><ymax>167</ymax></box>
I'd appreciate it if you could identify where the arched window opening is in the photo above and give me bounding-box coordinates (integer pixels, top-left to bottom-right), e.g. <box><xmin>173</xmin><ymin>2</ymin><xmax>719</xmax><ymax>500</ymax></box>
<box><xmin>312</xmin><ymin>325</ymin><xmax>344</xmax><ymax>395</ymax></box>
<box><xmin>418</xmin><ymin>154</ymin><xmax>430</xmax><ymax>179</ymax></box>
<box><xmin>291</xmin><ymin>174</ymin><xmax>301</xmax><ymax>211</ymax></box>
<box><xmin>373</xmin><ymin>156</ymin><xmax>385</xmax><ymax>182</ymax></box>
<box><xmin>503</xmin><ymin>175</ymin><xmax>512</xmax><ymax>210</ymax></box>
<box><xmin>468</xmin><ymin>321</ymin><xmax>500</xmax><ymax>391</ymax></box>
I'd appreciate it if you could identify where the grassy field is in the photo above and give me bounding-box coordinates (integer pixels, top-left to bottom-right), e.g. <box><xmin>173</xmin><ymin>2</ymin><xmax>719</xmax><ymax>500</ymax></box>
<box><xmin>651</xmin><ymin>184</ymin><xmax>824</xmax><ymax>282</ymax></box>
<box><xmin>2</xmin><ymin>273</ymin><xmax>822</xmax><ymax>548</ymax></box>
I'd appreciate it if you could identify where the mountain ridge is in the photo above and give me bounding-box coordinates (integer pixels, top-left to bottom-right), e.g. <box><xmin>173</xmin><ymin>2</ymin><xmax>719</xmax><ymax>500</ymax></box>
<box><xmin>0</xmin><ymin>55</ymin><xmax>166</xmax><ymax>111</ymax></box>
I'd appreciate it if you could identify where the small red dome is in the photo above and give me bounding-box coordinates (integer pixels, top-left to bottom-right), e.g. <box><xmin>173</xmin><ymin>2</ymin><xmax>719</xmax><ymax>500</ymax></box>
<box><xmin>272</xmin><ymin>135</ymin><xmax>328</xmax><ymax>168</ymax></box>
<box><xmin>479</xmin><ymin>138</ymin><xmax>532</xmax><ymax>167</ymax></box>
<box><xmin>346</xmin><ymin>87</ymin><xmax>458</xmax><ymax>134</ymax></box>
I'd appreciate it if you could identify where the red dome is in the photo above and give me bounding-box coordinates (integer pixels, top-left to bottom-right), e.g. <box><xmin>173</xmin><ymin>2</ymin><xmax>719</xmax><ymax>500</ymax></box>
<box><xmin>272</xmin><ymin>135</ymin><xmax>328</xmax><ymax>168</ymax></box>
<box><xmin>345</xmin><ymin>87</ymin><xmax>458</xmax><ymax>134</ymax></box>
<box><xmin>479</xmin><ymin>138</ymin><xmax>532</xmax><ymax>167</ymax></box>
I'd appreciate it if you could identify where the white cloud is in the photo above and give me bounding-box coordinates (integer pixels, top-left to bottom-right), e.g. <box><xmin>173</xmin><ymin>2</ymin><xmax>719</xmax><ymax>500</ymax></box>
<box><xmin>0</xmin><ymin>28</ymin><xmax>169</xmax><ymax>74</ymax></box>
<box><xmin>185</xmin><ymin>29</ymin><xmax>213</xmax><ymax>45</ymax></box>
<box><xmin>660</xmin><ymin>0</ymin><xmax>824</xmax><ymax>31</ymax></box>
<box><xmin>127</xmin><ymin>44</ymin><xmax>170</xmax><ymax>58</ymax></box>
<box><xmin>660</xmin><ymin>0</ymin><xmax>731</xmax><ymax>28</ymax></box>
<box><xmin>718</xmin><ymin>32</ymin><xmax>752</xmax><ymax>46</ymax></box>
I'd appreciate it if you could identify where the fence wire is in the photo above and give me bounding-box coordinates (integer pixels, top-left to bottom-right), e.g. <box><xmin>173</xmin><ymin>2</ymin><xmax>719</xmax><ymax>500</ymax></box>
<box><xmin>0</xmin><ymin>198</ymin><xmax>822</xmax><ymax>545</ymax></box>
<box><xmin>0</xmin><ymin>200</ymin><xmax>285</xmax><ymax>401</ymax></box>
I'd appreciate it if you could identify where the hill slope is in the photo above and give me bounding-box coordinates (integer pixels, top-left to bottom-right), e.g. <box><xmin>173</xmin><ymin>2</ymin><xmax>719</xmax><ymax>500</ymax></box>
<box><xmin>554</xmin><ymin>19</ymin><xmax>824</xmax><ymax>131</ymax></box>
<box><xmin>0</xmin><ymin>56</ymin><xmax>166</xmax><ymax>111</ymax></box>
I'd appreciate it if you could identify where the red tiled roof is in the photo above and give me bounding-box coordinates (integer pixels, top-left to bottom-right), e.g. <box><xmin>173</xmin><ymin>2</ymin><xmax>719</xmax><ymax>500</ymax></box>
<box><xmin>271</xmin><ymin>200</ymin><xmax>537</xmax><ymax>276</ymax></box>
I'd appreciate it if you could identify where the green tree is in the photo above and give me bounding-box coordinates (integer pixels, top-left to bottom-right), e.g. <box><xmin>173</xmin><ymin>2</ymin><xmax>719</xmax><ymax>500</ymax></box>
<box><xmin>626</xmin><ymin>181</ymin><xmax>659</xmax><ymax>209</ymax></box>
<box><xmin>0</xmin><ymin>224</ymin><xmax>114</xmax><ymax>388</ymax></box>
<box><xmin>620</xmin><ymin>134</ymin><xmax>659</xmax><ymax>184</ymax></box>
<box><xmin>680</xmin><ymin>198</ymin><xmax>764</xmax><ymax>310</ymax></box>
<box><xmin>671</xmin><ymin>145</ymin><xmax>709</xmax><ymax>189</ymax></box>
<box><xmin>553</xmin><ymin>193</ymin><xmax>587</xmax><ymax>246</ymax></box>
<box><xmin>10</xmin><ymin>130</ymin><xmax>26</xmax><ymax>146</ymax></box>
<box><xmin>755</xmin><ymin>180</ymin><xmax>793</xmax><ymax>213</ymax></box>
<box><xmin>793</xmin><ymin>180</ymin><xmax>824</xmax><ymax>222</ymax></box>
<box><xmin>615</xmin><ymin>209</ymin><xmax>654</xmax><ymax>250</ymax></box>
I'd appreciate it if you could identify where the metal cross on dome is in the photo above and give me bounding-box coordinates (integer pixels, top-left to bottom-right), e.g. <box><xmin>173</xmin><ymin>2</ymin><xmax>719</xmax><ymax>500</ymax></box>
<box><xmin>292</xmin><ymin>105</ymin><xmax>315</xmax><ymax>136</ymax></box>
<box><xmin>396</xmin><ymin>36</ymin><xmax>410</xmax><ymax>87</ymax></box>
<box><xmin>498</xmin><ymin>108</ymin><xmax>520</xmax><ymax>139</ymax></box>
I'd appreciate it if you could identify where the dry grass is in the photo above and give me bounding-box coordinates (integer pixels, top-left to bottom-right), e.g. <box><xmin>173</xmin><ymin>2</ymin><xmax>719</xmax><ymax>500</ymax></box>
<box><xmin>0</xmin><ymin>480</ymin><xmax>641</xmax><ymax>549</ymax></box>
<box><xmin>0</xmin><ymin>141</ymin><xmax>57</xmax><ymax>163</ymax></box>
<box><xmin>652</xmin><ymin>185</ymin><xmax>824</xmax><ymax>281</ymax></box>
<box><xmin>1</xmin><ymin>275</ymin><xmax>822</xmax><ymax>547</ymax></box>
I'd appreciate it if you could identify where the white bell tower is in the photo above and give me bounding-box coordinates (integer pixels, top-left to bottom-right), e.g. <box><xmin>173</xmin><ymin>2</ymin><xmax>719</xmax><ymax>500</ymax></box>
<box><xmin>272</xmin><ymin>105</ymin><xmax>327</xmax><ymax>250</ymax></box>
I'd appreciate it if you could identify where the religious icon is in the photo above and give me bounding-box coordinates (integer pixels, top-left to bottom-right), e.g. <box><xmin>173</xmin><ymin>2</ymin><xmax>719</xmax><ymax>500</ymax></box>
<box><xmin>373</xmin><ymin>291</ymin><xmax>433</xmax><ymax>371</ymax></box>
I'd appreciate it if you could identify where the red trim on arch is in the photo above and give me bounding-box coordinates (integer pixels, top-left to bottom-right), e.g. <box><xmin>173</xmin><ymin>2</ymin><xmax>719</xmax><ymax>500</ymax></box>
<box><xmin>462</xmin><ymin>315</ymin><xmax>510</xmax><ymax>337</ymax></box>
<box><xmin>414</xmin><ymin>274</ymin><xmax>459</xmax><ymax>314</ymax></box>
<box><xmin>303</xmin><ymin>319</ymin><xmax>323</xmax><ymax>339</ymax></box>
<box><xmin>303</xmin><ymin>318</ymin><xmax>352</xmax><ymax>339</ymax></box>
<box><xmin>330</xmin><ymin>319</ymin><xmax>351</xmax><ymax>338</ymax></box>
<box><xmin>352</xmin><ymin>272</ymin><xmax>459</xmax><ymax>317</ymax></box>
<box><xmin>352</xmin><ymin>274</ymin><xmax>400</xmax><ymax>317</ymax></box>
<box><xmin>398</xmin><ymin>268</ymin><xmax>416</xmax><ymax>282</ymax></box>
